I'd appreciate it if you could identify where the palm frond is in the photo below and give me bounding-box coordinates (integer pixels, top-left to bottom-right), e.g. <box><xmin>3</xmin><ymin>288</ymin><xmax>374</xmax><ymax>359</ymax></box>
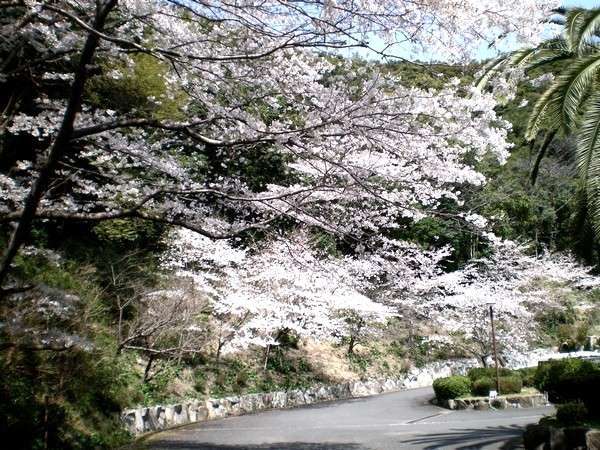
<box><xmin>586</xmin><ymin>153</ymin><xmax>600</xmax><ymax>237</ymax></box>
<box><xmin>571</xmin><ymin>8</ymin><xmax>600</xmax><ymax>54</ymax></box>
<box><xmin>474</xmin><ymin>45</ymin><xmax>564</xmax><ymax>92</ymax></box>
<box><xmin>525</xmin><ymin>82</ymin><xmax>563</xmax><ymax>140</ymax></box>
<box><xmin>522</xmin><ymin>39</ymin><xmax>572</xmax><ymax>73</ymax></box>
<box><xmin>565</xmin><ymin>8</ymin><xmax>587</xmax><ymax>51</ymax></box>
<box><xmin>527</xmin><ymin>54</ymin><xmax>600</xmax><ymax>139</ymax></box>
<box><xmin>475</xmin><ymin>56</ymin><xmax>509</xmax><ymax>91</ymax></box>
<box><xmin>559</xmin><ymin>54</ymin><xmax>600</xmax><ymax>131</ymax></box>
<box><xmin>576</xmin><ymin>92</ymin><xmax>600</xmax><ymax>183</ymax></box>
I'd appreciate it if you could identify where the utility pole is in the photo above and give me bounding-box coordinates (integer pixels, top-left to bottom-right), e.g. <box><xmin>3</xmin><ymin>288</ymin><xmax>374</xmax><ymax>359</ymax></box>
<box><xmin>489</xmin><ymin>303</ymin><xmax>500</xmax><ymax>394</ymax></box>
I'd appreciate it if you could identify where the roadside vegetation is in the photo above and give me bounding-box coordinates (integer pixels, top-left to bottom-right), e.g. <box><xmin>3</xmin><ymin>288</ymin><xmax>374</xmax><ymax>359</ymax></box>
<box><xmin>433</xmin><ymin>367</ymin><xmax>535</xmax><ymax>402</ymax></box>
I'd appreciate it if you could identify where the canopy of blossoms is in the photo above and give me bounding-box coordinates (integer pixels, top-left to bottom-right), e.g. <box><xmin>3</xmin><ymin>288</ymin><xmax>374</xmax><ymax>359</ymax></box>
<box><xmin>0</xmin><ymin>0</ymin><xmax>557</xmax><ymax>285</ymax></box>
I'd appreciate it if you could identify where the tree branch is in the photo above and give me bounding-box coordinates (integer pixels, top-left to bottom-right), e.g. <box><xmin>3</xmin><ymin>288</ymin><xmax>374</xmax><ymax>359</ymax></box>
<box><xmin>0</xmin><ymin>0</ymin><xmax>119</xmax><ymax>289</ymax></box>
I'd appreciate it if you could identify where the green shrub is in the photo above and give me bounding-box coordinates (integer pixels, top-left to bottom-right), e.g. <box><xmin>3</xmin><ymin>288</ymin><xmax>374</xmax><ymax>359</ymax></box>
<box><xmin>498</xmin><ymin>375</ymin><xmax>523</xmax><ymax>394</ymax></box>
<box><xmin>557</xmin><ymin>323</ymin><xmax>589</xmax><ymax>351</ymax></box>
<box><xmin>467</xmin><ymin>366</ymin><xmax>514</xmax><ymax>382</ymax></box>
<box><xmin>472</xmin><ymin>377</ymin><xmax>495</xmax><ymax>396</ymax></box>
<box><xmin>518</xmin><ymin>367</ymin><xmax>537</xmax><ymax>387</ymax></box>
<box><xmin>534</xmin><ymin>358</ymin><xmax>600</xmax><ymax>414</ymax></box>
<box><xmin>556</xmin><ymin>402</ymin><xmax>589</xmax><ymax>426</ymax></box>
<box><xmin>536</xmin><ymin>307</ymin><xmax>576</xmax><ymax>338</ymax></box>
<box><xmin>235</xmin><ymin>370</ymin><xmax>249</xmax><ymax>392</ymax></box>
<box><xmin>193</xmin><ymin>369</ymin><xmax>206</xmax><ymax>394</ymax></box>
<box><xmin>433</xmin><ymin>376</ymin><xmax>471</xmax><ymax>401</ymax></box>
<box><xmin>471</xmin><ymin>375</ymin><xmax>523</xmax><ymax>396</ymax></box>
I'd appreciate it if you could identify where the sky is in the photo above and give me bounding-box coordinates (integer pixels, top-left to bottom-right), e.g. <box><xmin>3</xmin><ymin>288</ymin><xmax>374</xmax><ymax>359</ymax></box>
<box><xmin>565</xmin><ymin>0</ymin><xmax>598</xmax><ymax>6</ymax></box>
<box><xmin>343</xmin><ymin>0</ymin><xmax>600</xmax><ymax>63</ymax></box>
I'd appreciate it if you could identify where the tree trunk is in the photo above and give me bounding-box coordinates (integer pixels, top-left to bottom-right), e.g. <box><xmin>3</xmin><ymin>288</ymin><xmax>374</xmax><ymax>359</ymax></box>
<box><xmin>143</xmin><ymin>354</ymin><xmax>155</xmax><ymax>384</ymax></box>
<box><xmin>347</xmin><ymin>336</ymin><xmax>356</xmax><ymax>355</ymax></box>
<box><xmin>215</xmin><ymin>339</ymin><xmax>223</xmax><ymax>367</ymax></box>
<box><xmin>480</xmin><ymin>355</ymin><xmax>488</xmax><ymax>368</ymax></box>
<box><xmin>263</xmin><ymin>344</ymin><xmax>271</xmax><ymax>370</ymax></box>
<box><xmin>0</xmin><ymin>0</ymin><xmax>118</xmax><ymax>289</ymax></box>
<box><xmin>116</xmin><ymin>300</ymin><xmax>124</xmax><ymax>355</ymax></box>
<box><xmin>43</xmin><ymin>394</ymin><xmax>49</xmax><ymax>450</ymax></box>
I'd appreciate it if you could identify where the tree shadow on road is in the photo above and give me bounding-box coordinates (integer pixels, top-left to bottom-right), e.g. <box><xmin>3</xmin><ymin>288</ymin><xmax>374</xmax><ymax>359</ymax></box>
<box><xmin>399</xmin><ymin>424</ymin><xmax>525</xmax><ymax>449</ymax></box>
<box><xmin>143</xmin><ymin>442</ymin><xmax>365</xmax><ymax>450</ymax></box>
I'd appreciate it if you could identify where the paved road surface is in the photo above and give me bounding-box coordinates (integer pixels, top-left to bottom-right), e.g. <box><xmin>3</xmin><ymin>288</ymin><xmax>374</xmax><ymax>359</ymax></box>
<box><xmin>142</xmin><ymin>387</ymin><xmax>552</xmax><ymax>450</ymax></box>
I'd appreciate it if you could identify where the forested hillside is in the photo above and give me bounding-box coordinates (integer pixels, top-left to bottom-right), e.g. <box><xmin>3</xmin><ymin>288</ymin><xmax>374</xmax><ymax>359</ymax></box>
<box><xmin>2</xmin><ymin>1</ymin><xmax>599</xmax><ymax>449</ymax></box>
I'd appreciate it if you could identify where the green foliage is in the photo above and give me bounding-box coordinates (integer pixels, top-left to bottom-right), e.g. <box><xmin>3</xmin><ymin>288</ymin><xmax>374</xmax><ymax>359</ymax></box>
<box><xmin>383</xmin><ymin>61</ymin><xmax>477</xmax><ymax>91</ymax></box>
<box><xmin>11</xmin><ymin>250</ymin><xmax>97</xmax><ymax>300</ymax></box>
<box><xmin>229</xmin><ymin>145</ymin><xmax>294</xmax><ymax>192</ymax></box>
<box><xmin>275</xmin><ymin>329</ymin><xmax>301</xmax><ymax>349</ymax></box>
<box><xmin>141</xmin><ymin>363</ymin><xmax>183</xmax><ymax>405</ymax></box>
<box><xmin>480</xmin><ymin>6</ymin><xmax>600</xmax><ymax>242</ymax></box>
<box><xmin>203</xmin><ymin>349</ymin><xmax>322</xmax><ymax>398</ymax></box>
<box><xmin>0</xmin><ymin>337</ymin><xmax>140</xmax><ymax>450</ymax></box>
<box><xmin>433</xmin><ymin>376</ymin><xmax>472</xmax><ymax>401</ymax></box>
<box><xmin>556</xmin><ymin>401</ymin><xmax>589</xmax><ymax>426</ymax></box>
<box><xmin>470</xmin><ymin>372</ymin><xmax>523</xmax><ymax>396</ymax></box>
<box><xmin>467</xmin><ymin>367</ymin><xmax>525</xmax><ymax>396</ymax></box>
<box><xmin>347</xmin><ymin>352</ymin><xmax>372</xmax><ymax>373</ymax></box>
<box><xmin>536</xmin><ymin>306</ymin><xmax>577</xmax><ymax>338</ymax></box>
<box><xmin>472</xmin><ymin>377</ymin><xmax>495</xmax><ymax>396</ymax></box>
<box><xmin>535</xmin><ymin>293</ymin><xmax>600</xmax><ymax>348</ymax></box>
<box><xmin>264</xmin><ymin>348</ymin><xmax>316</xmax><ymax>390</ymax></box>
<box><xmin>0</xmin><ymin>228</ymin><xmax>168</xmax><ymax>449</ymax></box>
<box><xmin>398</xmin><ymin>216</ymin><xmax>490</xmax><ymax>270</ymax></box>
<box><xmin>535</xmin><ymin>358</ymin><xmax>600</xmax><ymax>414</ymax></box>
<box><xmin>557</xmin><ymin>323</ymin><xmax>590</xmax><ymax>351</ymax></box>
<box><xmin>93</xmin><ymin>219</ymin><xmax>164</xmax><ymax>245</ymax></box>
<box><xmin>498</xmin><ymin>375</ymin><xmax>523</xmax><ymax>394</ymax></box>
<box><xmin>211</xmin><ymin>363</ymin><xmax>250</xmax><ymax>396</ymax></box>
<box><xmin>518</xmin><ymin>367</ymin><xmax>538</xmax><ymax>388</ymax></box>
<box><xmin>86</xmin><ymin>53</ymin><xmax>187</xmax><ymax>120</ymax></box>
<box><xmin>193</xmin><ymin>369</ymin><xmax>207</xmax><ymax>394</ymax></box>
<box><xmin>467</xmin><ymin>366</ymin><xmax>515</xmax><ymax>382</ymax></box>
<box><xmin>310</xmin><ymin>231</ymin><xmax>341</xmax><ymax>257</ymax></box>
<box><xmin>474</xmin><ymin>138</ymin><xmax>582</xmax><ymax>258</ymax></box>
<box><xmin>472</xmin><ymin>50</ymin><xmax>600</xmax><ymax>262</ymax></box>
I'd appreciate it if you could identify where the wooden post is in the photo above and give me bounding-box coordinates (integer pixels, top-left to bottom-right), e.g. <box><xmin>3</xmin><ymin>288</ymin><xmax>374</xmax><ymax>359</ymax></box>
<box><xmin>489</xmin><ymin>304</ymin><xmax>500</xmax><ymax>394</ymax></box>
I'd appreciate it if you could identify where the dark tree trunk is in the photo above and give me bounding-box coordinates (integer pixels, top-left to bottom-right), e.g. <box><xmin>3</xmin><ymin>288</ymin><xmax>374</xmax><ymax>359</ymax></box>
<box><xmin>347</xmin><ymin>336</ymin><xmax>356</xmax><ymax>355</ymax></box>
<box><xmin>143</xmin><ymin>354</ymin><xmax>155</xmax><ymax>384</ymax></box>
<box><xmin>0</xmin><ymin>0</ymin><xmax>118</xmax><ymax>289</ymax></box>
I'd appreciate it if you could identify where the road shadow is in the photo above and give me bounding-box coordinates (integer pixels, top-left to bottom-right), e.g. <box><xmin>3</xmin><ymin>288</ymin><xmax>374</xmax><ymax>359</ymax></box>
<box><xmin>399</xmin><ymin>424</ymin><xmax>525</xmax><ymax>449</ymax></box>
<box><xmin>144</xmin><ymin>442</ymin><xmax>365</xmax><ymax>450</ymax></box>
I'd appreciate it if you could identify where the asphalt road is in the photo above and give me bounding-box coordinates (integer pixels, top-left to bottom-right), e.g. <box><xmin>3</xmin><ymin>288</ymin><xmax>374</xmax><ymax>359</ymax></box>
<box><xmin>141</xmin><ymin>387</ymin><xmax>553</xmax><ymax>450</ymax></box>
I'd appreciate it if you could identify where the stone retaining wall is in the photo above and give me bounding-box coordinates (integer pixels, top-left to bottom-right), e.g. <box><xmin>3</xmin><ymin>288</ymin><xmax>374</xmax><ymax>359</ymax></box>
<box><xmin>122</xmin><ymin>378</ymin><xmax>404</xmax><ymax>436</ymax></box>
<box><xmin>444</xmin><ymin>393</ymin><xmax>549</xmax><ymax>410</ymax></box>
<box><xmin>122</xmin><ymin>350</ymin><xmax>583</xmax><ymax>437</ymax></box>
<box><xmin>122</xmin><ymin>357</ymin><xmax>480</xmax><ymax>436</ymax></box>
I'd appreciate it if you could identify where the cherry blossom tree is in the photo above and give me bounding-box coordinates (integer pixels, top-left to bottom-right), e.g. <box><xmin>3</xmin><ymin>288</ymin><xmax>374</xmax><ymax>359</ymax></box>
<box><xmin>0</xmin><ymin>0</ymin><xmax>558</xmax><ymax>290</ymax></box>
<box><xmin>117</xmin><ymin>283</ymin><xmax>211</xmax><ymax>382</ymax></box>
<box><xmin>405</xmin><ymin>239</ymin><xmax>597</xmax><ymax>364</ymax></box>
<box><xmin>160</xmin><ymin>227</ymin><xmax>396</xmax><ymax>353</ymax></box>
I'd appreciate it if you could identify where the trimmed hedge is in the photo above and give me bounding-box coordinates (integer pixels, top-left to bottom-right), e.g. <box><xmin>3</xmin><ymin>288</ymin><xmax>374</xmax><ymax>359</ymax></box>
<box><xmin>472</xmin><ymin>377</ymin><xmax>495</xmax><ymax>396</ymax></box>
<box><xmin>556</xmin><ymin>402</ymin><xmax>588</xmax><ymax>426</ymax></box>
<box><xmin>467</xmin><ymin>367</ymin><xmax>514</xmax><ymax>382</ymax></box>
<box><xmin>498</xmin><ymin>375</ymin><xmax>522</xmax><ymax>394</ymax></box>
<box><xmin>534</xmin><ymin>358</ymin><xmax>600</xmax><ymax>414</ymax></box>
<box><xmin>433</xmin><ymin>376</ymin><xmax>472</xmax><ymax>401</ymax></box>
<box><xmin>517</xmin><ymin>367</ymin><xmax>537</xmax><ymax>388</ymax></box>
<box><xmin>471</xmin><ymin>375</ymin><xmax>522</xmax><ymax>396</ymax></box>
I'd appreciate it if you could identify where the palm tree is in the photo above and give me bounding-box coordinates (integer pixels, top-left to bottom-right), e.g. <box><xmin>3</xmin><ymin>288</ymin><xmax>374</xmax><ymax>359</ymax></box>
<box><xmin>479</xmin><ymin>7</ymin><xmax>600</xmax><ymax>234</ymax></box>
